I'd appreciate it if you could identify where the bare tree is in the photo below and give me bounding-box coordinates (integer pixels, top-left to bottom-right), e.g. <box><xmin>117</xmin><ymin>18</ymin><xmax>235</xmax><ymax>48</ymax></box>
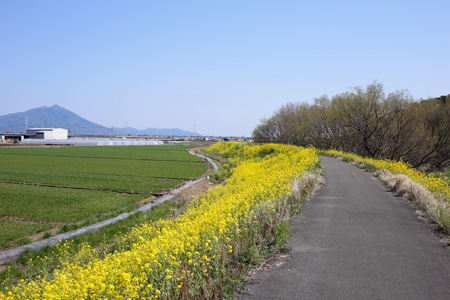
<box><xmin>406</xmin><ymin>97</ymin><xmax>450</xmax><ymax>169</ymax></box>
<box><xmin>252</xmin><ymin>83</ymin><xmax>450</xmax><ymax>170</ymax></box>
<box><xmin>332</xmin><ymin>81</ymin><xmax>389</xmax><ymax>157</ymax></box>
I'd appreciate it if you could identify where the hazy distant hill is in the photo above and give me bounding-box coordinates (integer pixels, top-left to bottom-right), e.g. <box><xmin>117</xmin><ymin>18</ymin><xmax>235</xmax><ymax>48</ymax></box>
<box><xmin>0</xmin><ymin>105</ymin><xmax>200</xmax><ymax>136</ymax></box>
<box><xmin>124</xmin><ymin>127</ymin><xmax>201</xmax><ymax>136</ymax></box>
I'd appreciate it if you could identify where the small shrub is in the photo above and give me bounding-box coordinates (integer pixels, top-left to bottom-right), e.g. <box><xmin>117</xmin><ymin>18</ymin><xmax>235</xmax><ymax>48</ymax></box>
<box><xmin>274</xmin><ymin>221</ymin><xmax>290</xmax><ymax>249</ymax></box>
<box><xmin>211</xmin><ymin>169</ymin><xmax>229</xmax><ymax>183</ymax></box>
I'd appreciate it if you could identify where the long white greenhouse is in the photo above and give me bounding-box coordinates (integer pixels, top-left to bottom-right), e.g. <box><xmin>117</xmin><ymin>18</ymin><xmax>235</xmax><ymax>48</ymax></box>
<box><xmin>20</xmin><ymin>139</ymin><xmax>164</xmax><ymax>146</ymax></box>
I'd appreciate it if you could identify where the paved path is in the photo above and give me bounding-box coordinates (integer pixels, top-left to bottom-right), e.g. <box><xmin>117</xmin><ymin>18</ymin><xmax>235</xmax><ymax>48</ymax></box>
<box><xmin>238</xmin><ymin>156</ymin><xmax>450</xmax><ymax>300</ymax></box>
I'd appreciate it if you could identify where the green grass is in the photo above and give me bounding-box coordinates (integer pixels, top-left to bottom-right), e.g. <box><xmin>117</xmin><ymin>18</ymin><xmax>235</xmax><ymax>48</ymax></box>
<box><xmin>0</xmin><ymin>220</ymin><xmax>53</xmax><ymax>248</ymax></box>
<box><xmin>0</xmin><ymin>154</ymin><xmax>206</xmax><ymax>179</ymax></box>
<box><xmin>0</xmin><ymin>200</ymin><xmax>185</xmax><ymax>286</ymax></box>
<box><xmin>0</xmin><ymin>183</ymin><xmax>144</xmax><ymax>223</ymax></box>
<box><xmin>72</xmin><ymin>201</ymin><xmax>184</xmax><ymax>248</ymax></box>
<box><xmin>0</xmin><ymin>168</ymin><xmax>183</xmax><ymax>194</ymax></box>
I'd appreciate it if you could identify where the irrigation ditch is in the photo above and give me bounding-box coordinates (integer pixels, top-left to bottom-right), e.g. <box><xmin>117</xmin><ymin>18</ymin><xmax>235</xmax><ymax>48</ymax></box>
<box><xmin>0</xmin><ymin>151</ymin><xmax>218</xmax><ymax>265</ymax></box>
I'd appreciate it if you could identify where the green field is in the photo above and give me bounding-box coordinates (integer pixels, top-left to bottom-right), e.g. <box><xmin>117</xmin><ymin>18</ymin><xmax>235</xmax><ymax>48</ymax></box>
<box><xmin>0</xmin><ymin>145</ymin><xmax>204</xmax><ymax>162</ymax></box>
<box><xmin>0</xmin><ymin>144</ymin><xmax>208</xmax><ymax>248</ymax></box>
<box><xmin>0</xmin><ymin>154</ymin><xmax>205</xmax><ymax>178</ymax></box>
<box><xmin>0</xmin><ymin>168</ymin><xmax>183</xmax><ymax>194</ymax></box>
<box><xmin>0</xmin><ymin>183</ymin><xmax>145</xmax><ymax>223</ymax></box>
<box><xmin>0</xmin><ymin>219</ymin><xmax>54</xmax><ymax>248</ymax></box>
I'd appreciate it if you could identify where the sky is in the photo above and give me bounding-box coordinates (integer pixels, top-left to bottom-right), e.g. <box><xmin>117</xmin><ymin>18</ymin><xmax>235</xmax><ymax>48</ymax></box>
<box><xmin>1</xmin><ymin>1</ymin><xmax>449</xmax><ymax>137</ymax></box>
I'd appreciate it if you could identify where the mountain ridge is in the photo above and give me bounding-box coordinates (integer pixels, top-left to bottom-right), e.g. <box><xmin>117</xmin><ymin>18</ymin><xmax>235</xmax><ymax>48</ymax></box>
<box><xmin>0</xmin><ymin>105</ymin><xmax>200</xmax><ymax>136</ymax></box>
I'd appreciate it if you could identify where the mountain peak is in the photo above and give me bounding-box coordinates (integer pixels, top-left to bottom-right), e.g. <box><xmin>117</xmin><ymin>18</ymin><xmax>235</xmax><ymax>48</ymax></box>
<box><xmin>0</xmin><ymin>105</ymin><xmax>109</xmax><ymax>135</ymax></box>
<box><xmin>50</xmin><ymin>104</ymin><xmax>66</xmax><ymax>109</ymax></box>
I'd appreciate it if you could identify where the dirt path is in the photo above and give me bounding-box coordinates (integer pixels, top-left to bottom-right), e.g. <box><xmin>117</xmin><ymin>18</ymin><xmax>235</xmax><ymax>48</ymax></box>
<box><xmin>172</xmin><ymin>178</ymin><xmax>215</xmax><ymax>203</ymax></box>
<box><xmin>238</xmin><ymin>156</ymin><xmax>450</xmax><ymax>300</ymax></box>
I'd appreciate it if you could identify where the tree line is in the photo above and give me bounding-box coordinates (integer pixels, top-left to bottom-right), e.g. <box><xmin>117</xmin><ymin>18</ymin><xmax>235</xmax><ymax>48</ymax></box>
<box><xmin>252</xmin><ymin>82</ymin><xmax>450</xmax><ymax>170</ymax></box>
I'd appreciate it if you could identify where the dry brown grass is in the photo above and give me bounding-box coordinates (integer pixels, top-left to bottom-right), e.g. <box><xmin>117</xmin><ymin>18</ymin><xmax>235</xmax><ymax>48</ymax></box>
<box><xmin>290</xmin><ymin>172</ymin><xmax>322</xmax><ymax>201</ymax></box>
<box><xmin>375</xmin><ymin>169</ymin><xmax>450</xmax><ymax>234</ymax></box>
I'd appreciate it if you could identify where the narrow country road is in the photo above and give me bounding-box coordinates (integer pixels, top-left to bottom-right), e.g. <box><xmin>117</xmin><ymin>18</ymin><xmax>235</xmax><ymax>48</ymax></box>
<box><xmin>238</xmin><ymin>156</ymin><xmax>450</xmax><ymax>299</ymax></box>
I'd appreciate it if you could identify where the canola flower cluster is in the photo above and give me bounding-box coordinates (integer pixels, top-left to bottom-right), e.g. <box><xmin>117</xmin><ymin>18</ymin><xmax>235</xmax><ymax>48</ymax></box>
<box><xmin>1</xmin><ymin>142</ymin><xmax>319</xmax><ymax>299</ymax></box>
<box><xmin>321</xmin><ymin>149</ymin><xmax>450</xmax><ymax>231</ymax></box>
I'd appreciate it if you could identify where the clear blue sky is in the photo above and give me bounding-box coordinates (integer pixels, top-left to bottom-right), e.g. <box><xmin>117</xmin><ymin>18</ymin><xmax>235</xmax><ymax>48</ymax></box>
<box><xmin>1</xmin><ymin>1</ymin><xmax>449</xmax><ymax>136</ymax></box>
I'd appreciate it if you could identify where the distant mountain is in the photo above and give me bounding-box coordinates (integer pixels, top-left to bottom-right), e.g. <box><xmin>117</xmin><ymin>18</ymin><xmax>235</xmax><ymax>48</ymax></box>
<box><xmin>0</xmin><ymin>105</ymin><xmax>109</xmax><ymax>135</ymax></box>
<box><xmin>123</xmin><ymin>127</ymin><xmax>200</xmax><ymax>136</ymax></box>
<box><xmin>0</xmin><ymin>105</ymin><xmax>200</xmax><ymax>136</ymax></box>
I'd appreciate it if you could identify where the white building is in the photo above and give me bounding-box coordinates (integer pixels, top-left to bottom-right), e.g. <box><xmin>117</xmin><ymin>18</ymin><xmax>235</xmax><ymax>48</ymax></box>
<box><xmin>26</xmin><ymin>128</ymin><xmax>68</xmax><ymax>140</ymax></box>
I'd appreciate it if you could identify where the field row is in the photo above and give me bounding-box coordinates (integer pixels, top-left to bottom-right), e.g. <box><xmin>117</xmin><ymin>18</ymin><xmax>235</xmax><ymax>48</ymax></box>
<box><xmin>0</xmin><ymin>168</ymin><xmax>183</xmax><ymax>194</ymax></box>
<box><xmin>1</xmin><ymin>154</ymin><xmax>206</xmax><ymax>179</ymax></box>
<box><xmin>0</xmin><ymin>183</ymin><xmax>146</xmax><ymax>223</ymax></box>
<box><xmin>0</xmin><ymin>145</ymin><xmax>203</xmax><ymax>162</ymax></box>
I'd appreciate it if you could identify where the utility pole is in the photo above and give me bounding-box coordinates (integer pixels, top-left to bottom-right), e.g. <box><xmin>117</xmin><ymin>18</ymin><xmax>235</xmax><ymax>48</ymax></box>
<box><xmin>25</xmin><ymin>116</ymin><xmax>28</xmax><ymax>131</ymax></box>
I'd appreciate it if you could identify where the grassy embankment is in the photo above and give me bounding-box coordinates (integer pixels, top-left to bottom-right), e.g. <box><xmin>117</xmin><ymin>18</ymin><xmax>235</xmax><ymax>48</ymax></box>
<box><xmin>1</xmin><ymin>142</ymin><xmax>321</xmax><ymax>299</ymax></box>
<box><xmin>321</xmin><ymin>150</ymin><xmax>450</xmax><ymax>234</ymax></box>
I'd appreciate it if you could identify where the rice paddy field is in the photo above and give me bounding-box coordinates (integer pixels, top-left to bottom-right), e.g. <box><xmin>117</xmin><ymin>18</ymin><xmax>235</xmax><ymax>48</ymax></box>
<box><xmin>0</xmin><ymin>145</ymin><xmax>208</xmax><ymax>249</ymax></box>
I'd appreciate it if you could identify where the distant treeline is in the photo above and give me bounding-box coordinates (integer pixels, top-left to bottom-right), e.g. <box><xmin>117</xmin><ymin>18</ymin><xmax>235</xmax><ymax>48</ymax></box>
<box><xmin>253</xmin><ymin>82</ymin><xmax>450</xmax><ymax>170</ymax></box>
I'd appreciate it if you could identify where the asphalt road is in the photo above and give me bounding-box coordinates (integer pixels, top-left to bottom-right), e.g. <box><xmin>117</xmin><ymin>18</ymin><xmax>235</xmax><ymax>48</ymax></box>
<box><xmin>237</xmin><ymin>156</ymin><xmax>450</xmax><ymax>300</ymax></box>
